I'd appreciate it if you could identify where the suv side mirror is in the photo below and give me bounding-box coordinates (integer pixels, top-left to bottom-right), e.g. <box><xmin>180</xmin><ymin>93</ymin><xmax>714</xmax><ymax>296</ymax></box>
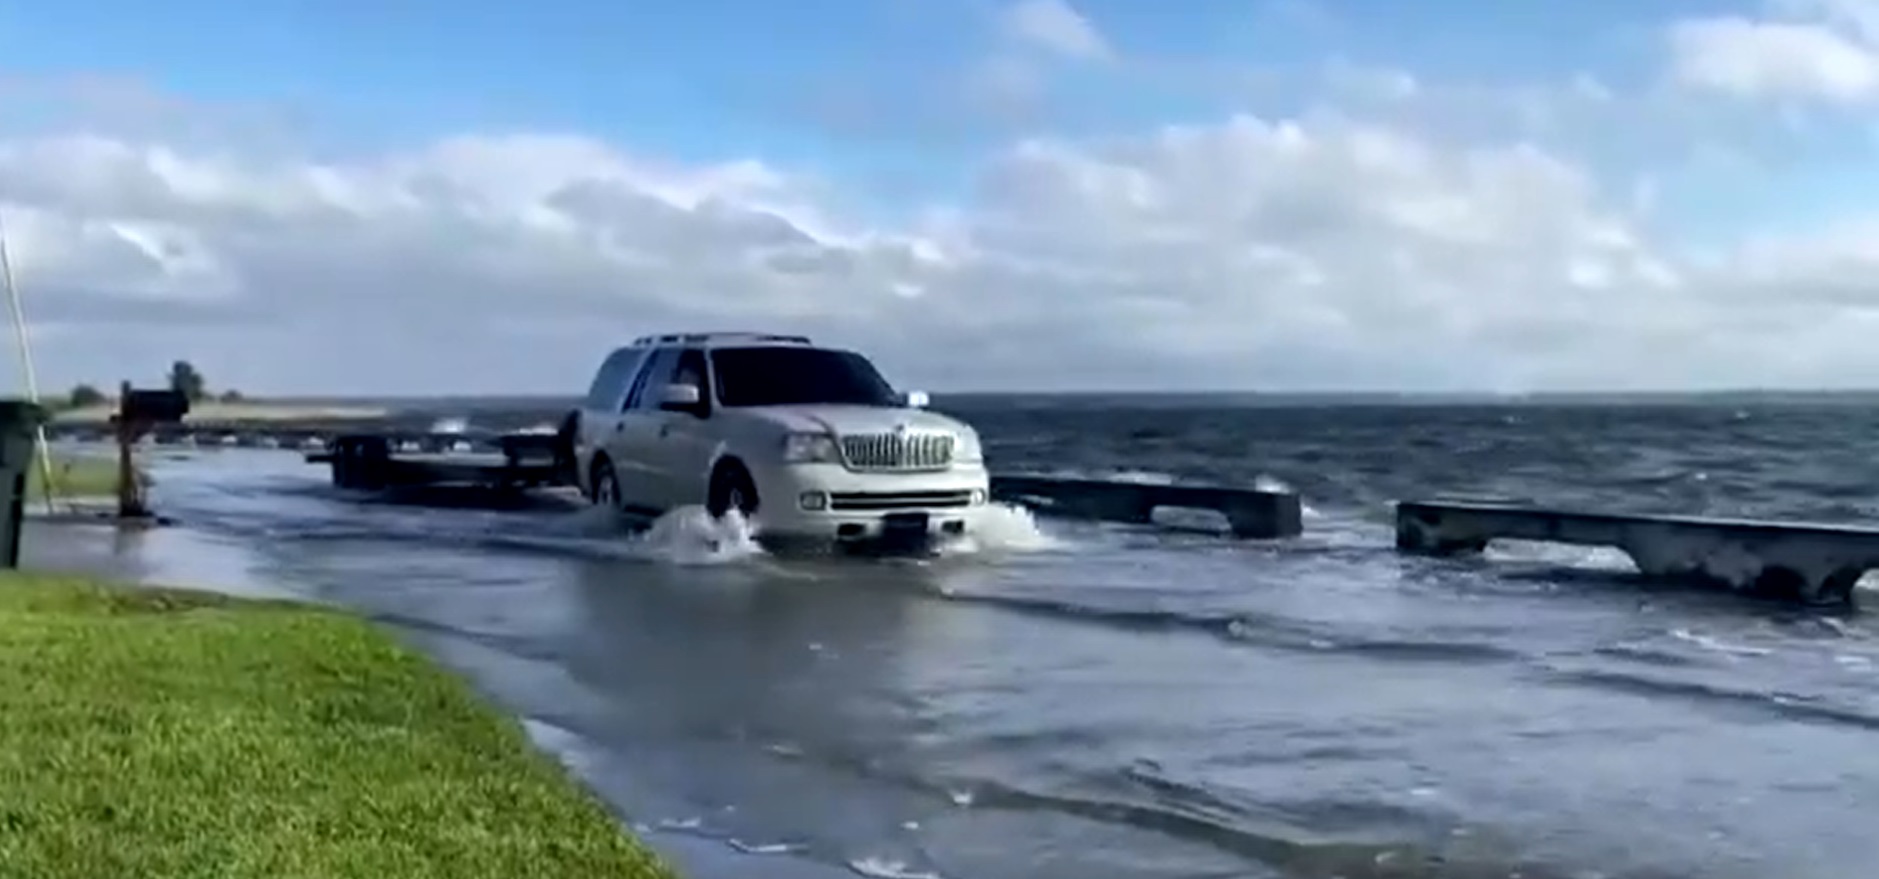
<box><xmin>659</xmin><ymin>383</ymin><xmax>703</xmax><ymax>413</ymax></box>
<box><xmin>901</xmin><ymin>390</ymin><xmax>930</xmax><ymax>409</ymax></box>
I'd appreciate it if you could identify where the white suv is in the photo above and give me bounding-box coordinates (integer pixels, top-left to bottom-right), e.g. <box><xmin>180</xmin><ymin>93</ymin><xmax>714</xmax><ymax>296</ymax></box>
<box><xmin>569</xmin><ymin>332</ymin><xmax>990</xmax><ymax>549</ymax></box>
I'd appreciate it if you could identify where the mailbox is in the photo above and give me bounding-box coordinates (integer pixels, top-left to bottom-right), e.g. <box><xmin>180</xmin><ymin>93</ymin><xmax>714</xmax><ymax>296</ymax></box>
<box><xmin>122</xmin><ymin>389</ymin><xmax>190</xmax><ymax>424</ymax></box>
<box><xmin>107</xmin><ymin>383</ymin><xmax>187</xmax><ymax>519</ymax></box>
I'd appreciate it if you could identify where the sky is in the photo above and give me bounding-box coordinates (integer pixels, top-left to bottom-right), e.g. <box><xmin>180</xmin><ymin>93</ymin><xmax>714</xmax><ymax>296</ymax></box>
<box><xmin>5</xmin><ymin>0</ymin><xmax>1879</xmax><ymax>395</ymax></box>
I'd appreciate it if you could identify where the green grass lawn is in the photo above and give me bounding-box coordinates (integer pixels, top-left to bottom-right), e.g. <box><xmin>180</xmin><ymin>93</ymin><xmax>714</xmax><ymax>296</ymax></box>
<box><xmin>26</xmin><ymin>450</ymin><xmax>122</xmax><ymax>501</ymax></box>
<box><xmin>0</xmin><ymin>574</ymin><xmax>679</xmax><ymax>879</ymax></box>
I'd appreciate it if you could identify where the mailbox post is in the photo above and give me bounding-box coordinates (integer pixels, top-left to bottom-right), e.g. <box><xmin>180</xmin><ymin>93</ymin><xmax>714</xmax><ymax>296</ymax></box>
<box><xmin>0</xmin><ymin>399</ymin><xmax>47</xmax><ymax>568</ymax></box>
<box><xmin>112</xmin><ymin>380</ymin><xmax>189</xmax><ymax>519</ymax></box>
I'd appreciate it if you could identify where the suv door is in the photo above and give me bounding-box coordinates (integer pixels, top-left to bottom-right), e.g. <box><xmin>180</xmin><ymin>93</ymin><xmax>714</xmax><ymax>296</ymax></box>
<box><xmin>578</xmin><ymin>346</ymin><xmax>645</xmax><ymax>496</ymax></box>
<box><xmin>645</xmin><ymin>347</ymin><xmax>717</xmax><ymax>509</ymax></box>
<box><xmin>604</xmin><ymin>346</ymin><xmax>681</xmax><ymax>514</ymax></box>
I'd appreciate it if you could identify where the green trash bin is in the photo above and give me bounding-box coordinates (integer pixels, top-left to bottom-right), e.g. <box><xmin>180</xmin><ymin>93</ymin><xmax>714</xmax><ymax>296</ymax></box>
<box><xmin>0</xmin><ymin>400</ymin><xmax>47</xmax><ymax>569</ymax></box>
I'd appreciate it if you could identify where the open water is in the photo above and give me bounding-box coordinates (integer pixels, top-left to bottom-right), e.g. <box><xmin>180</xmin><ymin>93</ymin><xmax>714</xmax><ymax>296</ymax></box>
<box><xmin>25</xmin><ymin>397</ymin><xmax>1879</xmax><ymax>879</ymax></box>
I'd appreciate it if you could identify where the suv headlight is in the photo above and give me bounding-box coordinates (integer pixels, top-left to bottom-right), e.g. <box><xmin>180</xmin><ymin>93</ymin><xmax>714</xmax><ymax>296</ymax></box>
<box><xmin>782</xmin><ymin>432</ymin><xmax>841</xmax><ymax>464</ymax></box>
<box><xmin>955</xmin><ymin>431</ymin><xmax>984</xmax><ymax>464</ymax></box>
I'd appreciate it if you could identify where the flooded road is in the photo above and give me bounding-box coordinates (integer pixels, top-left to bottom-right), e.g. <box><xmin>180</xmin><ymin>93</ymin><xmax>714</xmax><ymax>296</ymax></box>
<box><xmin>23</xmin><ymin>412</ymin><xmax>1879</xmax><ymax>879</ymax></box>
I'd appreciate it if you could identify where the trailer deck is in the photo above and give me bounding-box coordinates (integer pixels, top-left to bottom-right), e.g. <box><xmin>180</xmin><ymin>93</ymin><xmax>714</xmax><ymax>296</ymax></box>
<box><xmin>990</xmin><ymin>473</ymin><xmax>1303</xmax><ymax>539</ymax></box>
<box><xmin>308</xmin><ymin>432</ymin><xmax>566</xmax><ymax>492</ymax></box>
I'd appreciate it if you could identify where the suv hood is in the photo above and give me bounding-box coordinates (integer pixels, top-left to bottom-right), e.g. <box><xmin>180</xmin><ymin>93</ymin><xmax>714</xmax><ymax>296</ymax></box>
<box><xmin>739</xmin><ymin>404</ymin><xmax>971</xmax><ymax>437</ymax></box>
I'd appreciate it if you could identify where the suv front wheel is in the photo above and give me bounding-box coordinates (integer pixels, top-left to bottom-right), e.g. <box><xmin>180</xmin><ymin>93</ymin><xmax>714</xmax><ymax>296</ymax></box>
<box><xmin>707</xmin><ymin>462</ymin><xmax>759</xmax><ymax>520</ymax></box>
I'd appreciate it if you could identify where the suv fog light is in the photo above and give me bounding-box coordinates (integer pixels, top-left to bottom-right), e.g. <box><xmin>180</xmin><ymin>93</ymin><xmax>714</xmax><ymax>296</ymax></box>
<box><xmin>969</xmin><ymin>489</ymin><xmax>987</xmax><ymax>506</ymax></box>
<box><xmin>799</xmin><ymin>491</ymin><xmax>829</xmax><ymax>511</ymax></box>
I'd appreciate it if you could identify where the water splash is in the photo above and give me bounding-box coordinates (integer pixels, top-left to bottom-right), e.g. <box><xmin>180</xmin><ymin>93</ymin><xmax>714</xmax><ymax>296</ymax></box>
<box><xmin>727</xmin><ymin>839</ymin><xmax>805</xmax><ymax>855</ymax></box>
<box><xmin>509</xmin><ymin>504</ymin><xmax>767</xmax><ymax>565</ymax></box>
<box><xmin>1669</xmin><ymin>628</ymin><xmax>1775</xmax><ymax>658</ymax></box>
<box><xmin>938</xmin><ymin>503</ymin><xmax>1066</xmax><ymax>555</ymax></box>
<box><xmin>1108</xmin><ymin>469</ymin><xmax>1177</xmax><ymax>485</ymax></box>
<box><xmin>846</xmin><ymin>857</ymin><xmax>945</xmax><ymax>879</ymax></box>
<box><xmin>1253</xmin><ymin>473</ymin><xmax>1294</xmax><ymax>493</ymax></box>
<box><xmin>1252</xmin><ymin>472</ymin><xmax>1321</xmax><ymax>520</ymax></box>
<box><xmin>624</xmin><ymin>505</ymin><xmax>767</xmax><ymax>565</ymax></box>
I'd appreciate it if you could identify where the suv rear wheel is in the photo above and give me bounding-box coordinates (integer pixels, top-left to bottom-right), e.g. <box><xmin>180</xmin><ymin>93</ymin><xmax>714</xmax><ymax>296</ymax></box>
<box><xmin>591</xmin><ymin>458</ymin><xmax>622</xmax><ymax>510</ymax></box>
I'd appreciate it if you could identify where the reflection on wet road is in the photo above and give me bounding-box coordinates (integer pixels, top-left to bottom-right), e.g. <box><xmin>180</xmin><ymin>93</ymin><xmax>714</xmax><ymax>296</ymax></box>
<box><xmin>23</xmin><ymin>442</ymin><xmax>1879</xmax><ymax>879</ymax></box>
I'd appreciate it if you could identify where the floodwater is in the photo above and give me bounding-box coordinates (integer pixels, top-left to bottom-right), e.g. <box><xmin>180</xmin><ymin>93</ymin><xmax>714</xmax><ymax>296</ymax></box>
<box><xmin>23</xmin><ymin>400</ymin><xmax>1879</xmax><ymax>879</ymax></box>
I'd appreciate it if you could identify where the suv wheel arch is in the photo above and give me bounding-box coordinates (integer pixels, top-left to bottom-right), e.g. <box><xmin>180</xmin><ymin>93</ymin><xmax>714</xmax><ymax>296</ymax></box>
<box><xmin>706</xmin><ymin>457</ymin><xmax>759</xmax><ymax>519</ymax></box>
<box><xmin>587</xmin><ymin>452</ymin><xmax>616</xmax><ymax>504</ymax></box>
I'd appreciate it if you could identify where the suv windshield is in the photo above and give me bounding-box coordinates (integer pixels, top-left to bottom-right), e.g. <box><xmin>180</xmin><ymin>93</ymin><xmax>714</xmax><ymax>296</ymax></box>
<box><xmin>711</xmin><ymin>346</ymin><xmax>900</xmax><ymax>408</ymax></box>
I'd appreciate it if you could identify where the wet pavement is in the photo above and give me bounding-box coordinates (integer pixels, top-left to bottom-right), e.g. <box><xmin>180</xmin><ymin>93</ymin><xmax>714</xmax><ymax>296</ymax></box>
<box><xmin>17</xmin><ymin>438</ymin><xmax>1879</xmax><ymax>879</ymax></box>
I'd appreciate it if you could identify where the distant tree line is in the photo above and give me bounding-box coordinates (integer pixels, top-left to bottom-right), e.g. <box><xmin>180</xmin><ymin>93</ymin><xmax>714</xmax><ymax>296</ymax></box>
<box><xmin>61</xmin><ymin>360</ymin><xmax>244</xmax><ymax>410</ymax></box>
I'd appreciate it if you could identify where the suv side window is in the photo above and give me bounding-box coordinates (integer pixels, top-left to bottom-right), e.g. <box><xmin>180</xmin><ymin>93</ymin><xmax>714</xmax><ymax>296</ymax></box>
<box><xmin>622</xmin><ymin>347</ymin><xmax>681</xmax><ymax>412</ymax></box>
<box><xmin>584</xmin><ymin>347</ymin><xmax>646</xmax><ymax>412</ymax></box>
<box><xmin>671</xmin><ymin>348</ymin><xmax>711</xmax><ymax>416</ymax></box>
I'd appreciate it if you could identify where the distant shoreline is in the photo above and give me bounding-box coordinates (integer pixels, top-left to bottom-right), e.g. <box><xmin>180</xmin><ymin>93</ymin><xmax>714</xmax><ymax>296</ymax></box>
<box><xmin>37</xmin><ymin>390</ymin><xmax>1879</xmax><ymax>426</ymax></box>
<box><xmin>184</xmin><ymin>389</ymin><xmax>1879</xmax><ymax>406</ymax></box>
<box><xmin>51</xmin><ymin>401</ymin><xmax>391</xmax><ymax>425</ymax></box>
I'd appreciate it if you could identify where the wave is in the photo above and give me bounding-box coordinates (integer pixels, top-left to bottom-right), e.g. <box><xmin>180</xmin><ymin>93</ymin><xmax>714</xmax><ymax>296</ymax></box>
<box><xmin>925</xmin><ymin>588</ymin><xmax>1524</xmax><ymax>664</ymax></box>
<box><xmin>928</xmin><ymin>760</ymin><xmax>1596</xmax><ymax>879</ymax></box>
<box><xmin>1537</xmin><ymin>664</ymin><xmax>1879</xmax><ymax>732</ymax></box>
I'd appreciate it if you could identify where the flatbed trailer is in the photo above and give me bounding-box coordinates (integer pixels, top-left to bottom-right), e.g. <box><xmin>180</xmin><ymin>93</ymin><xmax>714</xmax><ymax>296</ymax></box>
<box><xmin>307</xmin><ymin>432</ymin><xmax>571</xmax><ymax>492</ymax></box>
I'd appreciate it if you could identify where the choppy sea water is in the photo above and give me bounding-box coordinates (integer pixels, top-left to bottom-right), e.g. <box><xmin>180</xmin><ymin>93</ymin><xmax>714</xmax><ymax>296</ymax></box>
<box><xmin>24</xmin><ymin>399</ymin><xmax>1879</xmax><ymax>879</ymax></box>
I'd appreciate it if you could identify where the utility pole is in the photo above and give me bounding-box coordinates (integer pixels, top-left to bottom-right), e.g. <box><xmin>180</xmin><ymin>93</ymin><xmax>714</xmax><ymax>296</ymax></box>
<box><xmin>0</xmin><ymin>211</ymin><xmax>57</xmax><ymax>514</ymax></box>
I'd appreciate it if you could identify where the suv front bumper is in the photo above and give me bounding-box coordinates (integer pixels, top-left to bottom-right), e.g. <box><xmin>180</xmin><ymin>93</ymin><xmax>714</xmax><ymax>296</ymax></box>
<box><xmin>749</xmin><ymin>463</ymin><xmax>991</xmax><ymax>546</ymax></box>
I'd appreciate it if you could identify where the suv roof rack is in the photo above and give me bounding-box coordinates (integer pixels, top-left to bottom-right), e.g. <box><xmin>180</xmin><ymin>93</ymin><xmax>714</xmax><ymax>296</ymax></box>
<box><xmin>630</xmin><ymin>331</ymin><xmax>814</xmax><ymax>347</ymax></box>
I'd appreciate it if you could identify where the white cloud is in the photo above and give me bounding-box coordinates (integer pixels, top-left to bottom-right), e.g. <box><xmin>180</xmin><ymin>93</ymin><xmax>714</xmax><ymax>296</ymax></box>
<box><xmin>10</xmin><ymin>22</ymin><xmax>1879</xmax><ymax>395</ymax></box>
<box><xmin>1669</xmin><ymin>0</ymin><xmax>1879</xmax><ymax>102</ymax></box>
<box><xmin>997</xmin><ymin>0</ymin><xmax>1111</xmax><ymax>61</ymax></box>
<box><xmin>0</xmin><ymin>106</ymin><xmax>1795</xmax><ymax>395</ymax></box>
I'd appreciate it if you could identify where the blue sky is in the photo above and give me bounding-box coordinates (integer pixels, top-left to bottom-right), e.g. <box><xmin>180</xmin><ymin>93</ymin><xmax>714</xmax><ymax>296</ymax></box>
<box><xmin>0</xmin><ymin>1</ymin><xmax>1722</xmax><ymax>167</ymax></box>
<box><xmin>8</xmin><ymin>0</ymin><xmax>1879</xmax><ymax>393</ymax></box>
<box><xmin>0</xmin><ymin>0</ymin><xmax>1854</xmax><ymax>204</ymax></box>
<box><xmin>3</xmin><ymin>0</ymin><xmax>1863</xmax><ymax>232</ymax></box>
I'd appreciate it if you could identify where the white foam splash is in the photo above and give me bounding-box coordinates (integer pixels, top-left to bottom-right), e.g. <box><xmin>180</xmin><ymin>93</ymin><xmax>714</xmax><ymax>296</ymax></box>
<box><xmin>729</xmin><ymin>839</ymin><xmax>805</xmax><ymax>855</ymax></box>
<box><xmin>1485</xmin><ymin>539</ymin><xmax>1636</xmax><ymax>571</ymax></box>
<box><xmin>518</xmin><ymin>716</ymin><xmax>601</xmax><ymax>775</ymax></box>
<box><xmin>846</xmin><ymin>857</ymin><xmax>945</xmax><ymax>879</ymax></box>
<box><xmin>485</xmin><ymin>505</ymin><xmax>764</xmax><ymax>565</ymax></box>
<box><xmin>938</xmin><ymin>503</ymin><xmax>1066</xmax><ymax>555</ymax></box>
<box><xmin>1252</xmin><ymin>472</ymin><xmax>1321</xmax><ymax>519</ymax></box>
<box><xmin>1833</xmin><ymin>654</ymin><xmax>1873</xmax><ymax>671</ymax></box>
<box><xmin>624</xmin><ymin>505</ymin><xmax>767</xmax><ymax>565</ymax></box>
<box><xmin>1669</xmin><ymin>628</ymin><xmax>1774</xmax><ymax>658</ymax></box>
<box><xmin>518</xmin><ymin>498</ymin><xmax>1066</xmax><ymax>563</ymax></box>
<box><xmin>1253</xmin><ymin>473</ymin><xmax>1293</xmax><ymax>493</ymax></box>
<box><xmin>1107</xmin><ymin>469</ymin><xmax>1177</xmax><ymax>485</ymax></box>
<box><xmin>1148</xmin><ymin>507</ymin><xmax>1231</xmax><ymax>533</ymax></box>
<box><xmin>1817</xmin><ymin>616</ymin><xmax>1861</xmax><ymax>638</ymax></box>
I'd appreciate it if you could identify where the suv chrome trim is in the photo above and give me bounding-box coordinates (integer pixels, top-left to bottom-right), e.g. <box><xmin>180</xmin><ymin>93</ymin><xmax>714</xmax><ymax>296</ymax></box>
<box><xmin>828</xmin><ymin>490</ymin><xmax>974</xmax><ymax>511</ymax></box>
<box><xmin>629</xmin><ymin>331</ymin><xmax>812</xmax><ymax>347</ymax></box>
<box><xmin>839</xmin><ymin>431</ymin><xmax>955</xmax><ymax>472</ymax></box>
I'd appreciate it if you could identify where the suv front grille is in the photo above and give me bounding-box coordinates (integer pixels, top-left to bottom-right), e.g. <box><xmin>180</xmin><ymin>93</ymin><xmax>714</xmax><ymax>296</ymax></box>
<box><xmin>829</xmin><ymin>490</ymin><xmax>974</xmax><ymax>511</ymax></box>
<box><xmin>840</xmin><ymin>432</ymin><xmax>954</xmax><ymax>471</ymax></box>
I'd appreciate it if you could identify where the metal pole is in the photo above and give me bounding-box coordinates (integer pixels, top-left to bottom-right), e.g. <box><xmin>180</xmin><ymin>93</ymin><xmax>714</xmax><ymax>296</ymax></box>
<box><xmin>0</xmin><ymin>212</ymin><xmax>58</xmax><ymax>514</ymax></box>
